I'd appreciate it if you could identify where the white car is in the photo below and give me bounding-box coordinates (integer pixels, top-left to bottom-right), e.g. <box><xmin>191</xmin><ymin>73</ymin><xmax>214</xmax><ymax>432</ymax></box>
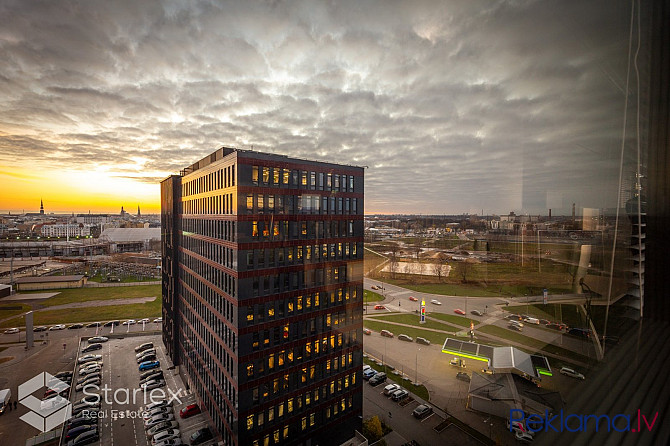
<box><xmin>153</xmin><ymin>318</ymin><xmax>162</xmax><ymax>323</ymax></box>
<box><xmin>559</xmin><ymin>367</ymin><xmax>585</xmax><ymax>380</ymax></box>
<box><xmin>430</xmin><ymin>299</ymin><xmax>442</xmax><ymax>305</ymax></box>
<box><xmin>3</xmin><ymin>328</ymin><xmax>19</xmax><ymax>334</ymax></box>
<box><xmin>79</xmin><ymin>364</ymin><xmax>102</xmax><ymax>376</ymax></box>
<box><xmin>141</xmin><ymin>380</ymin><xmax>166</xmax><ymax>391</ymax></box>
<box><xmin>143</xmin><ymin>406</ymin><xmax>173</xmax><ymax>421</ymax></box>
<box><xmin>49</xmin><ymin>324</ymin><xmax>66</xmax><ymax>330</ymax></box>
<box><xmin>87</xmin><ymin>336</ymin><xmax>109</xmax><ymax>343</ymax></box>
<box><xmin>151</xmin><ymin>428</ymin><xmax>180</xmax><ymax>444</ymax></box>
<box><xmin>139</xmin><ymin>318</ymin><xmax>151</xmax><ymax>323</ymax></box>
<box><xmin>144</xmin><ymin>413</ymin><xmax>175</xmax><ymax>428</ymax></box>
<box><xmin>77</xmin><ymin>354</ymin><xmax>102</xmax><ymax>364</ymax></box>
<box><xmin>122</xmin><ymin>319</ymin><xmax>137</xmax><ymax>325</ymax></box>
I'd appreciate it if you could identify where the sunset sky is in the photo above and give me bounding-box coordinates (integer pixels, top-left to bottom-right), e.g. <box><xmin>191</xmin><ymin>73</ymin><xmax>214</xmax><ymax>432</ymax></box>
<box><xmin>0</xmin><ymin>0</ymin><xmax>635</xmax><ymax>215</ymax></box>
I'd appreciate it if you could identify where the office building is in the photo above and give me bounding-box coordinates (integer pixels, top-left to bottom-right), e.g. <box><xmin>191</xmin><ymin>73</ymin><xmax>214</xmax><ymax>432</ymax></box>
<box><xmin>161</xmin><ymin>147</ymin><xmax>365</xmax><ymax>445</ymax></box>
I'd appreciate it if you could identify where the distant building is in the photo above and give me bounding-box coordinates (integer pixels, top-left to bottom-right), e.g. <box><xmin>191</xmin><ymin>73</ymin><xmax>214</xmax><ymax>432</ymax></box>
<box><xmin>14</xmin><ymin>275</ymin><xmax>87</xmax><ymax>291</ymax></box>
<box><xmin>100</xmin><ymin>227</ymin><xmax>160</xmax><ymax>252</ymax></box>
<box><xmin>41</xmin><ymin>223</ymin><xmax>92</xmax><ymax>238</ymax></box>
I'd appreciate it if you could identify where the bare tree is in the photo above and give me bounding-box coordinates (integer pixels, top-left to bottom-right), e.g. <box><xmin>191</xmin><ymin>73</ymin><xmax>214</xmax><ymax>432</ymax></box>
<box><xmin>432</xmin><ymin>254</ymin><xmax>447</xmax><ymax>282</ymax></box>
<box><xmin>387</xmin><ymin>242</ymin><xmax>399</xmax><ymax>279</ymax></box>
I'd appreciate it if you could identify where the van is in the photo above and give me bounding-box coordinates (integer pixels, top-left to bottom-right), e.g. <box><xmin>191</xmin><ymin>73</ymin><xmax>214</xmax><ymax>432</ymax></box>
<box><xmin>525</xmin><ymin>317</ymin><xmax>540</xmax><ymax>325</ymax></box>
<box><xmin>0</xmin><ymin>389</ymin><xmax>10</xmax><ymax>414</ymax></box>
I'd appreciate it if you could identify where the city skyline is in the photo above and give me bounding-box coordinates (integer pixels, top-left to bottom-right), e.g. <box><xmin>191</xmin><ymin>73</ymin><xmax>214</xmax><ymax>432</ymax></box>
<box><xmin>1</xmin><ymin>0</ymin><xmax>634</xmax><ymax>215</ymax></box>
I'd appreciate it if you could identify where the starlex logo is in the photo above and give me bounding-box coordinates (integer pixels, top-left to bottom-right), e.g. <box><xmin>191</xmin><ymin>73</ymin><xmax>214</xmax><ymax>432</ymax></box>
<box><xmin>18</xmin><ymin>372</ymin><xmax>73</xmax><ymax>432</ymax></box>
<box><xmin>510</xmin><ymin>409</ymin><xmax>660</xmax><ymax>433</ymax></box>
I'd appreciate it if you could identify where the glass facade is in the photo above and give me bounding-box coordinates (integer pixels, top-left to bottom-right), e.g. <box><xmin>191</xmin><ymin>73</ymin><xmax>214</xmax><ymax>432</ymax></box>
<box><xmin>162</xmin><ymin>148</ymin><xmax>364</xmax><ymax>445</ymax></box>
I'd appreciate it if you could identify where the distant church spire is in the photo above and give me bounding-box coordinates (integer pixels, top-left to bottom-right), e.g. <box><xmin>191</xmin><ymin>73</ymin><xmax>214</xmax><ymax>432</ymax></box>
<box><xmin>40</xmin><ymin>199</ymin><xmax>44</xmax><ymax>215</ymax></box>
<box><xmin>137</xmin><ymin>205</ymin><xmax>141</xmax><ymax>217</ymax></box>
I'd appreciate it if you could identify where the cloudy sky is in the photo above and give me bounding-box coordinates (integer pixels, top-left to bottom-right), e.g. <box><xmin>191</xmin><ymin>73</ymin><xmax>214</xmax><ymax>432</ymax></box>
<box><xmin>0</xmin><ymin>0</ymin><xmax>637</xmax><ymax>214</ymax></box>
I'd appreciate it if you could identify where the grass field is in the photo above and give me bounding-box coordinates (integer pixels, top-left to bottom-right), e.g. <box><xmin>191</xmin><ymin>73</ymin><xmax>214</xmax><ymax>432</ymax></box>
<box><xmin>503</xmin><ymin>303</ymin><xmax>585</xmax><ymax>328</ymax></box>
<box><xmin>367</xmin><ymin>313</ymin><xmax>463</xmax><ymax>331</ymax></box>
<box><xmin>363</xmin><ymin>357</ymin><xmax>429</xmax><ymax>401</ymax></box>
<box><xmin>426</xmin><ymin>312</ymin><xmax>479</xmax><ymax>328</ymax></box>
<box><xmin>88</xmin><ymin>274</ymin><xmax>158</xmax><ymax>283</ymax></box>
<box><xmin>363</xmin><ymin>319</ymin><xmax>454</xmax><ymax>345</ymax></box>
<box><xmin>21</xmin><ymin>285</ymin><xmax>161</xmax><ymax>307</ymax></box>
<box><xmin>364</xmin><ymin>290</ymin><xmax>384</xmax><ymax>303</ymax></box>
<box><xmin>0</xmin><ymin>303</ymin><xmax>32</xmax><ymax>320</ymax></box>
<box><xmin>0</xmin><ymin>297</ymin><xmax>161</xmax><ymax>328</ymax></box>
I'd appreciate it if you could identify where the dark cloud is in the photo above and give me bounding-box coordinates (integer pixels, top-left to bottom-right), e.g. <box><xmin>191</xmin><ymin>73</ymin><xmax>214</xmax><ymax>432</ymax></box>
<box><xmin>0</xmin><ymin>0</ymin><xmax>637</xmax><ymax>214</ymax></box>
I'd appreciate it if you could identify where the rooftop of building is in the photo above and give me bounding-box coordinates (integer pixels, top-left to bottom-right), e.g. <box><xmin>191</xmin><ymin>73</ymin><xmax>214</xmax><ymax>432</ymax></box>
<box><xmin>100</xmin><ymin>227</ymin><xmax>161</xmax><ymax>242</ymax></box>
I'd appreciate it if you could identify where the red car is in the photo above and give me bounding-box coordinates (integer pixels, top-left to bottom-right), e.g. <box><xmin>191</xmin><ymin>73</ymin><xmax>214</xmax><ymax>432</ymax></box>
<box><xmin>374</xmin><ymin>305</ymin><xmax>385</xmax><ymax>310</ymax></box>
<box><xmin>409</xmin><ymin>296</ymin><xmax>418</xmax><ymax>302</ymax></box>
<box><xmin>454</xmin><ymin>309</ymin><xmax>466</xmax><ymax>315</ymax></box>
<box><xmin>180</xmin><ymin>403</ymin><xmax>201</xmax><ymax>418</ymax></box>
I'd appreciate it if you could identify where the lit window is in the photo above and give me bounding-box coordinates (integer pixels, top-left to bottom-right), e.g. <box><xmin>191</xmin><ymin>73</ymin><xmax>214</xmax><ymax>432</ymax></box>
<box><xmin>262</xmin><ymin>167</ymin><xmax>270</xmax><ymax>183</ymax></box>
<box><xmin>278</xmin><ymin>351</ymin><xmax>284</xmax><ymax>366</ymax></box>
<box><xmin>252</xmin><ymin>166</ymin><xmax>259</xmax><ymax>184</ymax></box>
<box><xmin>247</xmin><ymin>414</ymin><xmax>254</xmax><ymax>430</ymax></box>
<box><xmin>282</xmin><ymin>169</ymin><xmax>289</xmax><ymax>185</ymax></box>
<box><xmin>305</xmin><ymin>393</ymin><xmax>311</xmax><ymax>405</ymax></box>
<box><xmin>310</xmin><ymin>413</ymin><xmax>315</xmax><ymax>426</ymax></box>
<box><xmin>301</xmin><ymin>367</ymin><xmax>307</xmax><ymax>383</ymax></box>
<box><xmin>247</xmin><ymin>307</ymin><xmax>254</xmax><ymax>322</ymax></box>
<box><xmin>306</xmin><ymin>296</ymin><xmax>311</xmax><ymax>308</ymax></box>
<box><xmin>283</xmin><ymin>425</ymin><xmax>288</xmax><ymax>439</ymax></box>
<box><xmin>269</xmin><ymin>407</ymin><xmax>275</xmax><ymax>422</ymax></box>
<box><xmin>268</xmin><ymin>307</ymin><xmax>275</xmax><ymax>318</ymax></box>
<box><xmin>273</xmin><ymin>429</ymin><xmax>279</xmax><ymax>444</ymax></box>
<box><xmin>287</xmin><ymin>350</ymin><xmax>293</xmax><ymax>362</ymax></box>
<box><xmin>252</xmin><ymin>221</ymin><xmax>258</xmax><ymax>237</ymax></box>
<box><xmin>273</xmin><ymin>168</ymin><xmax>280</xmax><ymax>184</ymax></box>
<box><xmin>273</xmin><ymin>378</ymin><xmax>279</xmax><ymax>393</ymax></box>
<box><xmin>278</xmin><ymin>403</ymin><xmax>284</xmax><ymax>417</ymax></box>
<box><xmin>326</xmin><ymin>407</ymin><xmax>331</xmax><ymax>419</ymax></box>
<box><xmin>247</xmin><ymin>363</ymin><xmax>254</xmax><ymax>377</ymax></box>
<box><xmin>301</xmin><ymin>417</ymin><xmax>307</xmax><ymax>431</ymax></box>
<box><xmin>314</xmin><ymin>293</ymin><xmax>320</xmax><ymax>307</ymax></box>
<box><xmin>297</xmin><ymin>296</ymin><xmax>303</xmax><ymax>311</ymax></box>
<box><xmin>268</xmin><ymin>354</ymin><xmax>275</xmax><ymax>369</ymax></box>
<box><xmin>273</xmin><ymin>222</ymin><xmax>279</xmax><ymax>237</ymax></box>
<box><xmin>301</xmin><ymin>171</ymin><xmax>307</xmax><ymax>186</ymax></box>
<box><xmin>288</xmin><ymin>398</ymin><xmax>293</xmax><ymax>413</ymax></box>
<box><xmin>283</xmin><ymin>323</ymin><xmax>289</xmax><ymax>338</ymax></box>
<box><xmin>287</xmin><ymin>302</ymin><xmax>293</xmax><ymax>314</ymax></box>
<box><xmin>247</xmin><ymin>194</ymin><xmax>253</xmax><ymax>211</ymax></box>
<box><xmin>258</xmin><ymin>412</ymin><xmax>264</xmax><ymax>426</ymax></box>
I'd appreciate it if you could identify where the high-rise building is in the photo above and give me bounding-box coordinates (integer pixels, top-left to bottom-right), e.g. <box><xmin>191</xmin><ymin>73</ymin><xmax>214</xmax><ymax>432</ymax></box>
<box><xmin>161</xmin><ymin>147</ymin><xmax>365</xmax><ymax>446</ymax></box>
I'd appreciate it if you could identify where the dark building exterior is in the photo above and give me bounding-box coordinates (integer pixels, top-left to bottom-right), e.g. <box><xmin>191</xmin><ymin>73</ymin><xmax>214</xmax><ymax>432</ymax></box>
<box><xmin>161</xmin><ymin>147</ymin><xmax>365</xmax><ymax>446</ymax></box>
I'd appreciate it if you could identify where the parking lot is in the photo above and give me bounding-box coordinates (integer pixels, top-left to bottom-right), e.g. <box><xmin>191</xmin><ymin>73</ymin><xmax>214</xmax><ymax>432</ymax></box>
<box><xmin>66</xmin><ymin>334</ymin><xmax>216</xmax><ymax>446</ymax></box>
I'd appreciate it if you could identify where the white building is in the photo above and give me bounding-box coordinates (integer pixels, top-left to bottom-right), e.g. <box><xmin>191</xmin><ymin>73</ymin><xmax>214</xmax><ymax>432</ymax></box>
<box><xmin>41</xmin><ymin>223</ymin><xmax>92</xmax><ymax>238</ymax></box>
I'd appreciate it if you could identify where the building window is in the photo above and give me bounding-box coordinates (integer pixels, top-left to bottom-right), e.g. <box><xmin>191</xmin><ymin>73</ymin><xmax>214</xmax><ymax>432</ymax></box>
<box><xmin>252</xmin><ymin>166</ymin><xmax>259</xmax><ymax>185</ymax></box>
<box><xmin>247</xmin><ymin>414</ymin><xmax>254</xmax><ymax>430</ymax></box>
<box><xmin>282</xmin><ymin>169</ymin><xmax>290</xmax><ymax>185</ymax></box>
<box><xmin>247</xmin><ymin>363</ymin><xmax>254</xmax><ymax>377</ymax></box>
<box><xmin>273</xmin><ymin>168</ymin><xmax>280</xmax><ymax>185</ymax></box>
<box><xmin>262</xmin><ymin>167</ymin><xmax>270</xmax><ymax>183</ymax></box>
<box><xmin>252</xmin><ymin>221</ymin><xmax>258</xmax><ymax>237</ymax></box>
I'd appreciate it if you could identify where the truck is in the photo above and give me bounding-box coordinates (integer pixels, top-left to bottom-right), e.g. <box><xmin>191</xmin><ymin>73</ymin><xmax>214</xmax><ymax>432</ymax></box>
<box><xmin>0</xmin><ymin>388</ymin><xmax>11</xmax><ymax>414</ymax></box>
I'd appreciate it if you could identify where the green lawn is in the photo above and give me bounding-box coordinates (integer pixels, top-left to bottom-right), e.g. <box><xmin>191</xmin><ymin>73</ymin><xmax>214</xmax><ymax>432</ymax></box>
<box><xmin>363</xmin><ymin>357</ymin><xmax>429</xmax><ymax>401</ymax></box>
<box><xmin>367</xmin><ymin>313</ymin><xmax>461</xmax><ymax>331</ymax></box>
<box><xmin>21</xmin><ymin>285</ymin><xmax>161</xmax><ymax>308</ymax></box>
<box><xmin>0</xmin><ymin>303</ymin><xmax>31</xmax><ymax>320</ymax></box>
<box><xmin>88</xmin><ymin>274</ymin><xmax>158</xmax><ymax>283</ymax></box>
<box><xmin>363</xmin><ymin>319</ymin><xmax>454</xmax><ymax>345</ymax></box>
<box><xmin>503</xmin><ymin>303</ymin><xmax>585</xmax><ymax>328</ymax></box>
<box><xmin>426</xmin><ymin>313</ymin><xmax>479</xmax><ymax>328</ymax></box>
<box><xmin>0</xmin><ymin>298</ymin><xmax>161</xmax><ymax>328</ymax></box>
<box><xmin>364</xmin><ymin>290</ymin><xmax>384</xmax><ymax>303</ymax></box>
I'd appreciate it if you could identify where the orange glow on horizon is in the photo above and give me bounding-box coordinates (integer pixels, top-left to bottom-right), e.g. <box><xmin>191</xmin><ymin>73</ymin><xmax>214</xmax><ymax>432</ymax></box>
<box><xmin>0</xmin><ymin>168</ymin><xmax>161</xmax><ymax>214</ymax></box>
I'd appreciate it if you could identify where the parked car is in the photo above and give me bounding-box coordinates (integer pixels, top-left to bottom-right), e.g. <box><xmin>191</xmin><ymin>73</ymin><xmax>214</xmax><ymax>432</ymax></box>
<box><xmin>122</xmin><ymin>319</ymin><xmax>137</xmax><ymax>325</ymax></box>
<box><xmin>139</xmin><ymin>318</ymin><xmax>151</xmax><ymax>324</ymax></box>
<box><xmin>103</xmin><ymin>320</ymin><xmax>120</xmax><ymax>327</ymax></box>
<box><xmin>151</xmin><ymin>428</ymin><xmax>181</xmax><ymax>445</ymax></box>
<box><xmin>506</xmin><ymin>314</ymin><xmax>523</xmax><ymax>321</ymax></box>
<box><xmin>76</xmin><ymin>373</ymin><xmax>101</xmax><ymax>386</ymax></box>
<box><xmin>153</xmin><ymin>318</ymin><xmax>162</xmax><ymax>323</ymax></box>
<box><xmin>141</xmin><ymin>380</ymin><xmax>166</xmax><ymax>391</ymax></box>
<box><xmin>135</xmin><ymin>342</ymin><xmax>154</xmax><ymax>353</ymax></box>
<box><xmin>34</xmin><ymin>326</ymin><xmax>48</xmax><ymax>332</ymax></box>
<box><xmin>412</xmin><ymin>404</ymin><xmax>433</xmax><ymax>419</ymax></box>
<box><xmin>144</xmin><ymin>413</ymin><xmax>175</xmax><ymax>428</ymax></box>
<box><xmin>81</xmin><ymin>343</ymin><xmax>102</xmax><ymax>353</ymax></box>
<box><xmin>78</xmin><ymin>365</ymin><xmax>102</xmax><ymax>376</ymax></box>
<box><xmin>77</xmin><ymin>354</ymin><xmax>102</xmax><ymax>364</ymax></box>
<box><xmin>560</xmin><ymin>367</ymin><xmax>585</xmax><ymax>380</ymax></box>
<box><xmin>524</xmin><ymin>317</ymin><xmax>540</xmax><ymax>325</ymax></box>
<box><xmin>380</xmin><ymin>329</ymin><xmax>394</xmax><ymax>338</ymax></box>
<box><xmin>85</xmin><ymin>322</ymin><xmax>100</xmax><ymax>328</ymax></box>
<box><xmin>383</xmin><ymin>383</ymin><xmax>401</xmax><ymax>396</ymax></box>
<box><xmin>470</xmin><ymin>310</ymin><xmax>483</xmax><ymax>316</ymax></box>
<box><xmin>189</xmin><ymin>427</ymin><xmax>213</xmax><ymax>445</ymax></box>
<box><xmin>363</xmin><ymin>328</ymin><xmax>372</xmax><ymax>335</ymax></box>
<box><xmin>392</xmin><ymin>389</ymin><xmax>409</xmax><ymax>401</ymax></box>
<box><xmin>547</xmin><ymin>322</ymin><xmax>566</xmax><ymax>331</ymax></box>
<box><xmin>139</xmin><ymin>360</ymin><xmax>160</xmax><ymax>371</ymax></box>
<box><xmin>374</xmin><ymin>305</ymin><xmax>385</xmax><ymax>310</ymax></box>
<box><xmin>66</xmin><ymin>428</ymin><xmax>99</xmax><ymax>446</ymax></box>
<box><xmin>568</xmin><ymin>328</ymin><xmax>591</xmax><ymax>338</ymax></box>
<box><xmin>179</xmin><ymin>403</ymin><xmax>201</xmax><ymax>418</ymax></box>
<box><xmin>509</xmin><ymin>320</ymin><xmax>524</xmax><ymax>328</ymax></box>
<box><xmin>49</xmin><ymin>324</ymin><xmax>66</xmax><ymax>330</ymax></box>
<box><xmin>456</xmin><ymin>372</ymin><xmax>471</xmax><ymax>382</ymax></box>
<box><xmin>409</xmin><ymin>296</ymin><xmax>418</xmax><ymax>302</ymax></box>
<box><xmin>144</xmin><ymin>399</ymin><xmax>170</xmax><ymax>411</ymax></box>
<box><xmin>136</xmin><ymin>348</ymin><xmax>156</xmax><ymax>359</ymax></box>
<box><xmin>143</xmin><ymin>406</ymin><xmax>172</xmax><ymax>421</ymax></box>
<box><xmin>137</xmin><ymin>354</ymin><xmax>157</xmax><ymax>364</ymax></box>
<box><xmin>431</xmin><ymin>299</ymin><xmax>442</xmax><ymax>305</ymax></box>
<box><xmin>3</xmin><ymin>328</ymin><xmax>19</xmax><ymax>334</ymax></box>
<box><xmin>87</xmin><ymin>336</ymin><xmax>108</xmax><ymax>343</ymax></box>
<box><xmin>68</xmin><ymin>324</ymin><xmax>84</xmax><ymax>330</ymax></box>
<box><xmin>145</xmin><ymin>420</ymin><xmax>178</xmax><ymax>436</ymax></box>
<box><xmin>508</xmin><ymin>324</ymin><xmax>523</xmax><ymax>331</ymax></box>
<box><xmin>363</xmin><ymin>368</ymin><xmax>377</xmax><ymax>380</ymax></box>
<box><xmin>453</xmin><ymin>308</ymin><xmax>465</xmax><ymax>315</ymax></box>
<box><xmin>54</xmin><ymin>371</ymin><xmax>73</xmax><ymax>379</ymax></box>
<box><xmin>75</xmin><ymin>379</ymin><xmax>101</xmax><ymax>392</ymax></box>
<box><xmin>416</xmin><ymin>337</ymin><xmax>431</xmax><ymax>345</ymax></box>
<box><xmin>398</xmin><ymin>334</ymin><xmax>413</xmax><ymax>342</ymax></box>
<box><xmin>140</xmin><ymin>369</ymin><xmax>164</xmax><ymax>381</ymax></box>
<box><xmin>369</xmin><ymin>372</ymin><xmax>387</xmax><ymax>386</ymax></box>
<box><xmin>65</xmin><ymin>417</ymin><xmax>96</xmax><ymax>431</ymax></box>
